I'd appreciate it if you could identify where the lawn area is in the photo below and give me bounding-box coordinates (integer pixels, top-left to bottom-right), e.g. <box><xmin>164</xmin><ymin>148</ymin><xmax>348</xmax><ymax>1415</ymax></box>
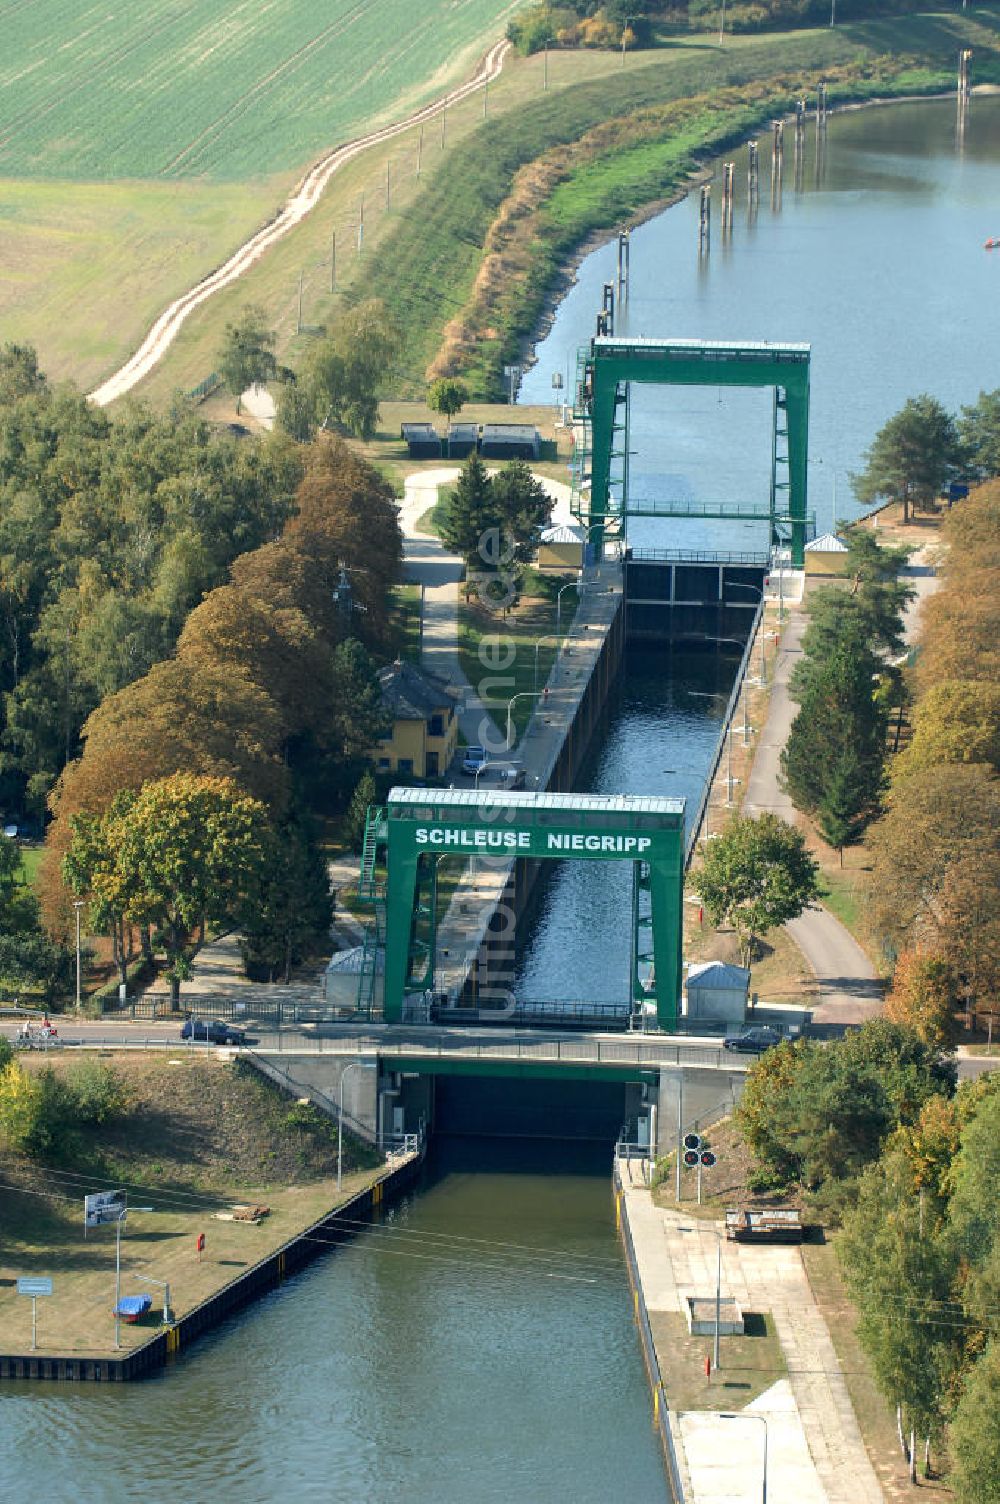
<box><xmin>390</xmin><ymin>583</ymin><xmax>422</xmax><ymax>665</ymax></box>
<box><xmin>0</xmin><ymin>1053</ymin><xmax>383</xmax><ymax>1358</ymax></box>
<box><xmin>650</xmin><ymin>1308</ymin><xmax>786</xmax><ymax>1415</ymax></box>
<box><xmin>457</xmin><ymin>582</ymin><xmax>576</xmax><ymax>740</ymax></box>
<box><xmin>16</xmin><ymin>846</ymin><xmax>43</xmax><ymax>892</ymax></box>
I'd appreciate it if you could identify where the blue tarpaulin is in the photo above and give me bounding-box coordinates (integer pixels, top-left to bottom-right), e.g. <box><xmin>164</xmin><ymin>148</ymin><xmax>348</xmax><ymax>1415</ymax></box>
<box><xmin>114</xmin><ymin>1295</ymin><xmax>152</xmax><ymax>1318</ymax></box>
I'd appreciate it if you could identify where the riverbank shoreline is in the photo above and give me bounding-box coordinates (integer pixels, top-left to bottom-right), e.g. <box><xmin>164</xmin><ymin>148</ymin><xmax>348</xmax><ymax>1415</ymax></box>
<box><xmin>0</xmin><ymin>1150</ymin><xmax>422</xmax><ymax>1384</ymax></box>
<box><xmin>516</xmin><ymin>81</ymin><xmax>992</xmax><ymax>388</ymax></box>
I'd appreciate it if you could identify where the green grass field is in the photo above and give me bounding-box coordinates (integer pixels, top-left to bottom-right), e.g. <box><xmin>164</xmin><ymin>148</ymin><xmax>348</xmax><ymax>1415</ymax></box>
<box><xmin>0</xmin><ymin>0</ymin><xmax>514</xmax><ymax>181</ymax></box>
<box><xmin>3</xmin><ymin>10</ymin><xmax>997</xmax><ymax>396</ymax></box>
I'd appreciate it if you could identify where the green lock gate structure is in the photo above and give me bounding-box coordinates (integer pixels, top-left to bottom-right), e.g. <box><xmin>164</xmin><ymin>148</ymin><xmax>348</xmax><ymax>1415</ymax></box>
<box><xmin>358</xmin><ymin>788</ymin><xmax>687</xmax><ymax>1031</ymax></box>
<box><xmin>571</xmin><ymin>335</ymin><xmax>812</xmax><ymax>567</ymax></box>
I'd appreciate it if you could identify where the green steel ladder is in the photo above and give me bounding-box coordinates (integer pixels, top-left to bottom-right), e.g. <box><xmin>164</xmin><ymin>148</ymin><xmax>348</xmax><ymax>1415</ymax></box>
<box><xmin>355</xmin><ymin>804</ymin><xmax>388</xmax><ymax>1014</ymax></box>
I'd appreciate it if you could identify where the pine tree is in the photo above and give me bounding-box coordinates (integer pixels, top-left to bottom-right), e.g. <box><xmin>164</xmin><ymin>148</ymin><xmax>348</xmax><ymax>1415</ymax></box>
<box><xmin>816</xmin><ymin>745</ymin><xmax>870</xmax><ymax>862</ymax></box>
<box><xmin>438</xmin><ymin>455</ymin><xmax>502</xmax><ymax>566</ymax></box>
<box><xmin>782</xmin><ymin>616</ymin><xmax>887</xmax><ymax>829</ymax></box>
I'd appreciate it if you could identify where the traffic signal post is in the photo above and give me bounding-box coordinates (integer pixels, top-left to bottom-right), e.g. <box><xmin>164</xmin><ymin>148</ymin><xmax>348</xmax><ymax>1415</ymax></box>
<box><xmin>680</xmin><ymin>1132</ymin><xmax>717</xmax><ymax>1204</ymax></box>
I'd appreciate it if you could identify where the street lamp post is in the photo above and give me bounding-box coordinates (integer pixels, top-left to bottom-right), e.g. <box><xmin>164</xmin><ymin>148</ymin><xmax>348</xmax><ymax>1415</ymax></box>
<box><xmin>533</xmin><ymin>634</ymin><xmax>561</xmax><ymax>694</ymax></box>
<box><xmin>688</xmin><ymin>689</ymin><xmax>738</xmax><ymax>803</ymax></box>
<box><xmin>72</xmin><ymin>899</ymin><xmax>84</xmax><ymax>1011</ymax></box>
<box><xmin>725</xmin><ymin>581</ymin><xmax>767</xmax><ymax>683</ymax></box>
<box><xmin>714</xmin><ymin>1235</ymin><xmax>722</xmax><ymax>1370</ymax></box>
<box><xmin>506</xmin><ymin>692</ymin><xmax>543</xmax><ymax>752</ymax></box>
<box><xmin>621</xmin><ymin>15</ymin><xmax>634</xmax><ymax>66</ymax></box>
<box><xmin>719</xmin><ymin>1412</ymin><xmax>767</xmax><ymax>1503</ymax></box>
<box><xmin>556</xmin><ymin>577</ymin><xmax>584</xmax><ymax>633</ymax></box>
<box><xmin>338</xmin><ymin>1061</ymin><xmax>376</xmax><ymax>1190</ymax></box>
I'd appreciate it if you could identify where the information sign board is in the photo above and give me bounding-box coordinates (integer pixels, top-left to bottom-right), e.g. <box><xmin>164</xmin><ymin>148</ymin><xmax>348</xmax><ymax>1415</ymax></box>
<box><xmin>84</xmin><ymin>1189</ymin><xmax>126</xmax><ymax>1228</ymax></box>
<box><xmin>17</xmin><ymin>1276</ymin><xmax>52</xmax><ymax>1297</ymax></box>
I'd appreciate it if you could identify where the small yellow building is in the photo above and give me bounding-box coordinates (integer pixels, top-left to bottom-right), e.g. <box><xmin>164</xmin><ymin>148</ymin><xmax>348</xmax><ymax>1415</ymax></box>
<box><xmin>372</xmin><ymin>660</ymin><xmax>459</xmax><ymax>780</ymax></box>
<box><xmin>535</xmin><ymin>522</ymin><xmax>585</xmax><ymax>575</ymax></box>
<box><xmin>804</xmin><ymin>532</ymin><xmax>850</xmax><ymax>577</ymax></box>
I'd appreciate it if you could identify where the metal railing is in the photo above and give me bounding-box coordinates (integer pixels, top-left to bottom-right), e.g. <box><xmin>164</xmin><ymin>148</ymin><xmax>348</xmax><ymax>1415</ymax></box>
<box><xmin>297</xmin><ymin>1034</ymin><xmax>750</xmax><ymax>1072</ymax></box>
<box><xmin>685</xmin><ymin>596</ymin><xmax>765</xmax><ymax>869</ymax></box>
<box><xmin>385</xmin><ymin>1131</ymin><xmax>423</xmax><ymax>1161</ymax></box>
<box><xmin>615</xmin><ymin>1164</ymin><xmax>688</xmax><ymax>1501</ymax></box>
<box><xmin>243</xmin><ymin>1048</ymin><xmax>376</xmax><ymax>1144</ymax></box>
<box><xmin>627</xmin><ymin>547</ymin><xmax>771</xmax><ymax>566</ymax></box>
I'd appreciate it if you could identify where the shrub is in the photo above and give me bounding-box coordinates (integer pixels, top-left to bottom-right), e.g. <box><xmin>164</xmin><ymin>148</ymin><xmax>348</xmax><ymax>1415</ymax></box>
<box><xmin>66</xmin><ymin>1059</ymin><xmax>134</xmax><ymax>1124</ymax></box>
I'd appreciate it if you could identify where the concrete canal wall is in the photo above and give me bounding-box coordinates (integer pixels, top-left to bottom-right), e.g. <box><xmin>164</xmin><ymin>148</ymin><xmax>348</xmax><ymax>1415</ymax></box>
<box><xmin>614</xmin><ymin>1160</ymin><xmax>690</xmax><ymax>1502</ymax></box>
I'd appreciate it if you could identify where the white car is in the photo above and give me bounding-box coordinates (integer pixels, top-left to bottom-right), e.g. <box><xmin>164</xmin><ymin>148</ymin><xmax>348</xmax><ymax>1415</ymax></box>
<box><xmin>462</xmin><ymin>746</ymin><xmax>489</xmax><ymax>776</ymax></box>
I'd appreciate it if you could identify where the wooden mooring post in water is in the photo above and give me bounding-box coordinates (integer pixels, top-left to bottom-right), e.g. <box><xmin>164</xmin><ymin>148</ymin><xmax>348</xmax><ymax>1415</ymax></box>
<box><xmin>770</xmin><ymin>120</ymin><xmax>784</xmax><ymax>206</ymax></box>
<box><xmin>699</xmin><ymin>184</ymin><xmax>711</xmax><ymax>254</ymax></box>
<box><xmin>747</xmin><ymin>140</ymin><xmax>760</xmax><ymax>206</ymax></box>
<box><xmin>721</xmin><ymin>163</ymin><xmax>734</xmax><ymax>234</ymax></box>
<box><xmin>616</xmin><ymin>228</ymin><xmax>631</xmax><ymax>299</ymax></box>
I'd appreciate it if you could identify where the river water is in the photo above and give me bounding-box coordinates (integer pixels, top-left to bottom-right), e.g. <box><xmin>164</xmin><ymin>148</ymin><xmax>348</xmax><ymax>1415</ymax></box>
<box><xmin>4</xmin><ymin>96</ymin><xmax>1000</xmax><ymax>1504</ymax></box>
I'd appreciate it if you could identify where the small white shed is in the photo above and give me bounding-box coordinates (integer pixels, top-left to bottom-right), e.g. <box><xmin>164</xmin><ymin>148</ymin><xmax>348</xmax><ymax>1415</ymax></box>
<box><xmin>685</xmin><ymin>961</ymin><xmax>750</xmax><ymax>1024</ymax></box>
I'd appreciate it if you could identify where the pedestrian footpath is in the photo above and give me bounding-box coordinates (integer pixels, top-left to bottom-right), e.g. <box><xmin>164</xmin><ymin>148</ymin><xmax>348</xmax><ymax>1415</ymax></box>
<box><xmin>622</xmin><ymin>1182</ymin><xmax>883</xmax><ymax>1504</ymax></box>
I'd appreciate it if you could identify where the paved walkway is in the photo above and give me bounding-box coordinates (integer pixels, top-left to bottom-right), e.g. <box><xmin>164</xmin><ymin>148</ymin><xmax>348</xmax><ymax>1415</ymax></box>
<box><xmin>743</xmin><ymin>608</ymin><xmax>880</xmax><ymax>1026</ymax></box>
<box><xmin>743</xmin><ymin>545</ymin><xmax>940</xmax><ymax>1027</ymax></box>
<box><xmin>624</xmin><ymin>1184</ymin><xmax>883</xmax><ymax>1504</ymax></box>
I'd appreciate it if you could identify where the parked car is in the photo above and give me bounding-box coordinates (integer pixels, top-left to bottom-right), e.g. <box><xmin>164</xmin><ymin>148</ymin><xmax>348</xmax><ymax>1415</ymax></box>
<box><xmin>461</xmin><ymin>745</ymin><xmax>489</xmax><ymax>776</ymax></box>
<box><xmin>180</xmin><ymin>1019</ymin><xmax>249</xmax><ymax>1046</ymax></box>
<box><xmin>723</xmin><ymin>1025</ymin><xmax>782</xmax><ymax>1054</ymax></box>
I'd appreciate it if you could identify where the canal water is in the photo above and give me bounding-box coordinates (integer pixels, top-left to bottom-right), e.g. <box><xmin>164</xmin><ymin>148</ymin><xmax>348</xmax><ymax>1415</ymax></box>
<box><xmin>0</xmin><ymin>1141</ymin><xmax>668</xmax><ymax>1504</ymax></box>
<box><xmin>3</xmin><ymin>96</ymin><xmax>1000</xmax><ymax>1504</ymax></box>
<box><xmin>520</xmin><ymin>94</ymin><xmax>1000</xmax><ymax>555</ymax></box>
<box><xmin>514</xmin><ymin>91</ymin><xmax>1000</xmax><ymax>1004</ymax></box>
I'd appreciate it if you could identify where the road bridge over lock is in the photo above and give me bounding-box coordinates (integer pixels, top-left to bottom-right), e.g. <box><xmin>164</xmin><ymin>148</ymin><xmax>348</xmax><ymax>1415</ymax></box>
<box><xmin>246</xmin><ymin>1027</ymin><xmax>755</xmax><ymax>1160</ymax></box>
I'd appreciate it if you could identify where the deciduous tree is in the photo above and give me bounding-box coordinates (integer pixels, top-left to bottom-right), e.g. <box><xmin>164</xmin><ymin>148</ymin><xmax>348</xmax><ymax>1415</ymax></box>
<box><xmin>302</xmin><ymin>300</ymin><xmax>397</xmax><ymax>440</ymax></box>
<box><xmin>949</xmin><ymin>1340</ymin><xmax>1000</xmax><ymax>1504</ymax></box>
<box><xmin>218</xmin><ymin>305</ymin><xmax>277</xmax><ymax>413</ymax></box>
<box><xmin>893</xmin><ymin>681</ymin><xmax>1000</xmax><ymax>779</ymax></box>
<box><xmin>87</xmin><ymin>774</ymin><xmax>270</xmax><ymax>1008</ymax></box>
<box><xmin>884</xmin><ymin>947</ymin><xmax>957</xmax><ymax>1054</ymax></box>
<box><xmin>841</xmin><ymin>1146</ymin><xmax>962</xmax><ymax>1479</ymax></box>
<box><xmin>286</xmin><ymin>436</ymin><xmax>403</xmax><ymax>651</ymax></box>
<box><xmin>868</xmin><ymin>764</ymin><xmax>1000</xmax><ymax>950</ymax></box>
<box><xmin>240</xmin><ymin>818</ymin><xmax>332</xmax><ymax>984</ymax></box>
<box><xmin>695</xmin><ymin>812</ymin><xmax>820</xmax><ymax>966</ymax></box>
<box><xmin>427</xmin><ymin>378</ymin><xmax>469</xmax><ymax>417</ymax></box>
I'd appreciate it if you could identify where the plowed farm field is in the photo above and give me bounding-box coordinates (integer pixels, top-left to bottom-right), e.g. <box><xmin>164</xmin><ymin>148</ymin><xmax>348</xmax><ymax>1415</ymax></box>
<box><xmin>0</xmin><ymin>0</ymin><xmax>512</xmax><ymax>180</ymax></box>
